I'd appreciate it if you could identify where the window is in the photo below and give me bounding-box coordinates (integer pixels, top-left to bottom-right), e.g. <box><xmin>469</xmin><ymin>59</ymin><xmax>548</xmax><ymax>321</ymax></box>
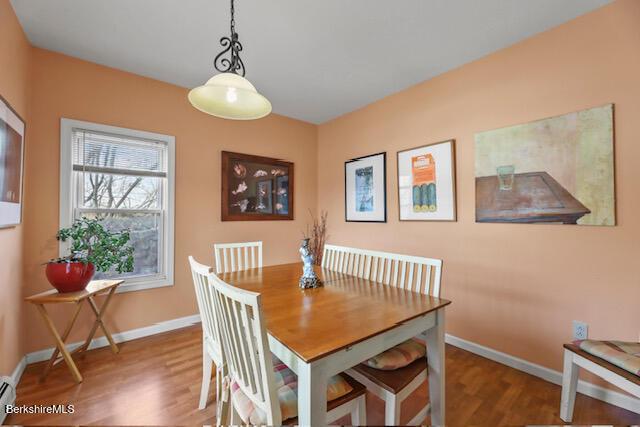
<box><xmin>60</xmin><ymin>119</ymin><xmax>175</xmax><ymax>292</ymax></box>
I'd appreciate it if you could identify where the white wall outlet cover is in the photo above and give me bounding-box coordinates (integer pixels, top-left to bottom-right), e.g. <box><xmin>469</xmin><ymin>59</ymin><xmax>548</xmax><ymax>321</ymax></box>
<box><xmin>572</xmin><ymin>320</ymin><xmax>589</xmax><ymax>340</ymax></box>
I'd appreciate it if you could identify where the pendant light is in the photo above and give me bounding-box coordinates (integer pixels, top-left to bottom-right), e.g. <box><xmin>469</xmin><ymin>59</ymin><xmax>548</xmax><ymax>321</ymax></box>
<box><xmin>189</xmin><ymin>0</ymin><xmax>271</xmax><ymax>120</ymax></box>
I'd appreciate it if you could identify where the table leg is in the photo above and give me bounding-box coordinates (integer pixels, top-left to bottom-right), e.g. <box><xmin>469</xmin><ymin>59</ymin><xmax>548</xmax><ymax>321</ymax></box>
<box><xmin>82</xmin><ymin>287</ymin><xmax>119</xmax><ymax>354</ymax></box>
<box><xmin>425</xmin><ymin>308</ymin><xmax>445</xmax><ymax>426</ymax></box>
<box><xmin>35</xmin><ymin>304</ymin><xmax>83</xmax><ymax>383</ymax></box>
<box><xmin>297</xmin><ymin>363</ymin><xmax>328</xmax><ymax>427</ymax></box>
<box><xmin>39</xmin><ymin>302</ymin><xmax>83</xmax><ymax>381</ymax></box>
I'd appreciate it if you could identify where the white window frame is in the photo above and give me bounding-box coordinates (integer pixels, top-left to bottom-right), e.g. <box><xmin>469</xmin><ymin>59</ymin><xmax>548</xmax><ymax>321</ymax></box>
<box><xmin>60</xmin><ymin>118</ymin><xmax>175</xmax><ymax>293</ymax></box>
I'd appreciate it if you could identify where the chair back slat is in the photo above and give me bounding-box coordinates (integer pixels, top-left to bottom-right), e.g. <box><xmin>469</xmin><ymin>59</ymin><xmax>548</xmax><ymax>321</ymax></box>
<box><xmin>413</xmin><ymin>264</ymin><xmax>423</xmax><ymax>293</ymax></box>
<box><xmin>352</xmin><ymin>253</ymin><xmax>359</xmax><ymax>276</ymax></box>
<box><xmin>373</xmin><ymin>257</ymin><xmax>380</xmax><ymax>283</ymax></box>
<box><xmin>321</xmin><ymin>244</ymin><xmax>443</xmax><ymax>297</ymax></box>
<box><xmin>214</xmin><ymin>241</ymin><xmax>263</xmax><ymax>274</ymax></box>
<box><xmin>432</xmin><ymin>263</ymin><xmax>442</xmax><ymax>297</ymax></box>
<box><xmin>364</xmin><ymin>254</ymin><xmax>372</xmax><ymax>279</ymax></box>
<box><xmin>243</xmin><ymin>247</ymin><xmax>249</xmax><ymax>272</ymax></box>
<box><xmin>209</xmin><ymin>274</ymin><xmax>281</xmax><ymax>425</ymax></box>
<box><xmin>406</xmin><ymin>262</ymin><xmax>415</xmax><ymax>290</ymax></box>
<box><xmin>188</xmin><ymin>256</ymin><xmax>223</xmax><ymax>358</ymax></box>
<box><xmin>384</xmin><ymin>258</ymin><xmax>392</xmax><ymax>285</ymax></box>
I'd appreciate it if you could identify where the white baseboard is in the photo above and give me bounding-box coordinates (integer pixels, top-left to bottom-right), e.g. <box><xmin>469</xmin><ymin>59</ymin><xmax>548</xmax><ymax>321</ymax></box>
<box><xmin>25</xmin><ymin>314</ymin><xmax>201</xmax><ymax>364</ymax></box>
<box><xmin>445</xmin><ymin>333</ymin><xmax>640</xmax><ymax>415</ymax></box>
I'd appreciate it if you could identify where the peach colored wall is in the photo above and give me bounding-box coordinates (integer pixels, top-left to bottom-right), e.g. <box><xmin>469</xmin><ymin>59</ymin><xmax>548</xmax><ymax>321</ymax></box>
<box><xmin>22</xmin><ymin>48</ymin><xmax>317</xmax><ymax>352</ymax></box>
<box><xmin>318</xmin><ymin>0</ymin><xmax>640</xmax><ymax>383</ymax></box>
<box><xmin>0</xmin><ymin>0</ymin><xmax>30</xmax><ymax>376</ymax></box>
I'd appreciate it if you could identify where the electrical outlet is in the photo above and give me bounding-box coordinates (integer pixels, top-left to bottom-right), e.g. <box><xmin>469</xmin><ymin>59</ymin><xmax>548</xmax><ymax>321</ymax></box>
<box><xmin>573</xmin><ymin>320</ymin><xmax>588</xmax><ymax>340</ymax></box>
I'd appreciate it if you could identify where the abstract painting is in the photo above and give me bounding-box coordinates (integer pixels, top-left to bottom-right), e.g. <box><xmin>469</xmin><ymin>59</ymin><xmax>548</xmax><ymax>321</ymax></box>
<box><xmin>397</xmin><ymin>140</ymin><xmax>456</xmax><ymax>221</ymax></box>
<box><xmin>0</xmin><ymin>96</ymin><xmax>25</xmax><ymax>228</ymax></box>
<box><xmin>475</xmin><ymin>104</ymin><xmax>615</xmax><ymax>225</ymax></box>
<box><xmin>221</xmin><ymin>151</ymin><xmax>294</xmax><ymax>221</ymax></box>
<box><xmin>345</xmin><ymin>152</ymin><xmax>386</xmax><ymax>222</ymax></box>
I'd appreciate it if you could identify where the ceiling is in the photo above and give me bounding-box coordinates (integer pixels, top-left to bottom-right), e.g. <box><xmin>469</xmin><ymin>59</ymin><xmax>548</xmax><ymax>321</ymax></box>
<box><xmin>11</xmin><ymin>0</ymin><xmax>610</xmax><ymax>124</ymax></box>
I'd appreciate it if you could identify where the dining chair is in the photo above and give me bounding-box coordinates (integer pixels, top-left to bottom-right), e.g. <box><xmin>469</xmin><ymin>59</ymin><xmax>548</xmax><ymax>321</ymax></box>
<box><xmin>188</xmin><ymin>256</ymin><xmax>228</xmax><ymax>425</ymax></box>
<box><xmin>560</xmin><ymin>340</ymin><xmax>639</xmax><ymax>422</ymax></box>
<box><xmin>323</xmin><ymin>244</ymin><xmax>443</xmax><ymax>426</ymax></box>
<box><xmin>213</xmin><ymin>241</ymin><xmax>263</xmax><ymax>274</ymax></box>
<box><xmin>208</xmin><ymin>272</ymin><xmax>367</xmax><ymax>426</ymax></box>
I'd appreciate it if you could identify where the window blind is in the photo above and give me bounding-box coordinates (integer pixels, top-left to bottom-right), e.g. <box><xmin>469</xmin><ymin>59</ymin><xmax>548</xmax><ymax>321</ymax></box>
<box><xmin>72</xmin><ymin>129</ymin><xmax>167</xmax><ymax>178</ymax></box>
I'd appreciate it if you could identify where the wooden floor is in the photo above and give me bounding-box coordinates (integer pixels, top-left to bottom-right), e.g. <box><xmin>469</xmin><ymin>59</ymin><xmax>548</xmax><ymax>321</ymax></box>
<box><xmin>8</xmin><ymin>325</ymin><xmax>640</xmax><ymax>426</ymax></box>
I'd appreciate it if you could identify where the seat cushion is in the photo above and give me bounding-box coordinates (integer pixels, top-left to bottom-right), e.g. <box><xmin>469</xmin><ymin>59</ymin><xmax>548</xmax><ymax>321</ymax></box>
<box><xmin>364</xmin><ymin>339</ymin><xmax>426</xmax><ymax>370</ymax></box>
<box><xmin>353</xmin><ymin>356</ymin><xmax>427</xmax><ymax>393</ymax></box>
<box><xmin>576</xmin><ymin>340</ymin><xmax>640</xmax><ymax>376</ymax></box>
<box><xmin>231</xmin><ymin>356</ymin><xmax>354</xmax><ymax>425</ymax></box>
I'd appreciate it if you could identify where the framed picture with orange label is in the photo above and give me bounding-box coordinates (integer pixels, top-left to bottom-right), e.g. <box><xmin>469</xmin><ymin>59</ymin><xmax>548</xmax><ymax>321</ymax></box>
<box><xmin>397</xmin><ymin>140</ymin><xmax>456</xmax><ymax>221</ymax></box>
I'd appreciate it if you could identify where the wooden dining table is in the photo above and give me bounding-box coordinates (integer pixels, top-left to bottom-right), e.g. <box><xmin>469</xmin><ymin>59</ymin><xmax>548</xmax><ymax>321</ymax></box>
<box><xmin>219</xmin><ymin>263</ymin><xmax>451</xmax><ymax>426</ymax></box>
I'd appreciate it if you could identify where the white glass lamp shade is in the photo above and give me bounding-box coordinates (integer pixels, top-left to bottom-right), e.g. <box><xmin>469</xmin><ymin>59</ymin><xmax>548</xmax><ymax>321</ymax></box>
<box><xmin>188</xmin><ymin>72</ymin><xmax>272</xmax><ymax>120</ymax></box>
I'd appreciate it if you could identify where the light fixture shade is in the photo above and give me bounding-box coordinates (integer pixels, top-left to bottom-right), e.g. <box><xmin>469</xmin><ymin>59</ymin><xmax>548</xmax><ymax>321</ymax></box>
<box><xmin>188</xmin><ymin>73</ymin><xmax>272</xmax><ymax>120</ymax></box>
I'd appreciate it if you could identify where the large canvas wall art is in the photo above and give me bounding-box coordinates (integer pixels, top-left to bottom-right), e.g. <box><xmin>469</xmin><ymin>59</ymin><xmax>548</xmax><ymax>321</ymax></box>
<box><xmin>397</xmin><ymin>140</ymin><xmax>456</xmax><ymax>221</ymax></box>
<box><xmin>0</xmin><ymin>96</ymin><xmax>25</xmax><ymax>228</ymax></box>
<box><xmin>345</xmin><ymin>152</ymin><xmax>386</xmax><ymax>222</ymax></box>
<box><xmin>475</xmin><ymin>104</ymin><xmax>615</xmax><ymax>226</ymax></box>
<box><xmin>221</xmin><ymin>151</ymin><xmax>294</xmax><ymax>221</ymax></box>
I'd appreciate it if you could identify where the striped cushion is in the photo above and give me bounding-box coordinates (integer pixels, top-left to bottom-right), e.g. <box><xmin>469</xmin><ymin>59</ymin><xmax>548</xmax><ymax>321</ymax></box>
<box><xmin>365</xmin><ymin>339</ymin><xmax>426</xmax><ymax>370</ymax></box>
<box><xmin>576</xmin><ymin>340</ymin><xmax>640</xmax><ymax>376</ymax></box>
<box><xmin>231</xmin><ymin>356</ymin><xmax>353</xmax><ymax>424</ymax></box>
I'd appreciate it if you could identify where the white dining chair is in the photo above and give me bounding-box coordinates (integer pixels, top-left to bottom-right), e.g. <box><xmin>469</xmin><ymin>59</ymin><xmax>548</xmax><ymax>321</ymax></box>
<box><xmin>213</xmin><ymin>241</ymin><xmax>263</xmax><ymax>274</ymax></box>
<box><xmin>323</xmin><ymin>244</ymin><xmax>443</xmax><ymax>426</ymax></box>
<box><xmin>208</xmin><ymin>272</ymin><xmax>367</xmax><ymax>426</ymax></box>
<box><xmin>188</xmin><ymin>256</ymin><xmax>228</xmax><ymax>425</ymax></box>
<box><xmin>560</xmin><ymin>341</ymin><xmax>640</xmax><ymax>422</ymax></box>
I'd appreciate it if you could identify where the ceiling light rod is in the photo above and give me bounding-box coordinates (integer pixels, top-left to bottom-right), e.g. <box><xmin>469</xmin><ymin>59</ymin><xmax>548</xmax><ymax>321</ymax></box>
<box><xmin>214</xmin><ymin>0</ymin><xmax>245</xmax><ymax>76</ymax></box>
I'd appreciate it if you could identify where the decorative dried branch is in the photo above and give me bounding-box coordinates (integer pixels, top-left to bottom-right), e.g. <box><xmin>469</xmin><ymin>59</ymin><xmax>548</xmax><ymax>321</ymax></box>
<box><xmin>303</xmin><ymin>209</ymin><xmax>329</xmax><ymax>266</ymax></box>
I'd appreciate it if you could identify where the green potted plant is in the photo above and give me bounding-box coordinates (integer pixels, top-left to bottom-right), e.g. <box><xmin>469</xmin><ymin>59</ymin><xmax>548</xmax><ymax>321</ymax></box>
<box><xmin>46</xmin><ymin>217</ymin><xmax>135</xmax><ymax>293</ymax></box>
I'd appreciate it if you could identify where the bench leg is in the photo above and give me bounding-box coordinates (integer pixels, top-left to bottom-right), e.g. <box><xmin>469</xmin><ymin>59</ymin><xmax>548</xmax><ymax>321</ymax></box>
<box><xmin>351</xmin><ymin>394</ymin><xmax>366</xmax><ymax>426</ymax></box>
<box><xmin>384</xmin><ymin>392</ymin><xmax>401</xmax><ymax>426</ymax></box>
<box><xmin>560</xmin><ymin>349</ymin><xmax>579</xmax><ymax>422</ymax></box>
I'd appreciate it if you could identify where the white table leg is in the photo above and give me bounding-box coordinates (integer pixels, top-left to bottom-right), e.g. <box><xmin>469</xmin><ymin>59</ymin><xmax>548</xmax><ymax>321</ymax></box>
<box><xmin>298</xmin><ymin>363</ymin><xmax>328</xmax><ymax>427</ymax></box>
<box><xmin>425</xmin><ymin>308</ymin><xmax>445</xmax><ymax>426</ymax></box>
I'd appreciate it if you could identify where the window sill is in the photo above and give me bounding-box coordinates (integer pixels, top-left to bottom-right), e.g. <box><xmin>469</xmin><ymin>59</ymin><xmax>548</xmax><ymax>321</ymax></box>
<box><xmin>115</xmin><ymin>278</ymin><xmax>174</xmax><ymax>294</ymax></box>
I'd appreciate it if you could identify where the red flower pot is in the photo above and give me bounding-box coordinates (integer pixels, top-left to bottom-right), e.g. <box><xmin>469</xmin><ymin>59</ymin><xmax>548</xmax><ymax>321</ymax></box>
<box><xmin>45</xmin><ymin>262</ymin><xmax>96</xmax><ymax>293</ymax></box>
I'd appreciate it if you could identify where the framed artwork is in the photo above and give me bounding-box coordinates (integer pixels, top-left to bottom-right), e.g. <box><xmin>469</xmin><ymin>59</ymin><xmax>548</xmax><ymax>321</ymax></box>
<box><xmin>0</xmin><ymin>95</ymin><xmax>25</xmax><ymax>229</ymax></box>
<box><xmin>222</xmin><ymin>151</ymin><xmax>294</xmax><ymax>221</ymax></box>
<box><xmin>475</xmin><ymin>104</ymin><xmax>615</xmax><ymax>225</ymax></box>
<box><xmin>344</xmin><ymin>152</ymin><xmax>386</xmax><ymax>222</ymax></box>
<box><xmin>397</xmin><ymin>140</ymin><xmax>456</xmax><ymax>221</ymax></box>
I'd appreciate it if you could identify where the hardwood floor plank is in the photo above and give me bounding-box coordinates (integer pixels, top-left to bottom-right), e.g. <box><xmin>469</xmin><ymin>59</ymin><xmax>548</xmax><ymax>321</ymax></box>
<box><xmin>7</xmin><ymin>325</ymin><xmax>640</xmax><ymax>426</ymax></box>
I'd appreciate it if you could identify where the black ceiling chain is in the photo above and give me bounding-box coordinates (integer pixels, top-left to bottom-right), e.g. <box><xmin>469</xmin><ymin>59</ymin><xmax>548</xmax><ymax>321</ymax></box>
<box><xmin>230</xmin><ymin>0</ymin><xmax>236</xmax><ymax>36</ymax></box>
<box><xmin>214</xmin><ymin>0</ymin><xmax>246</xmax><ymax>76</ymax></box>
